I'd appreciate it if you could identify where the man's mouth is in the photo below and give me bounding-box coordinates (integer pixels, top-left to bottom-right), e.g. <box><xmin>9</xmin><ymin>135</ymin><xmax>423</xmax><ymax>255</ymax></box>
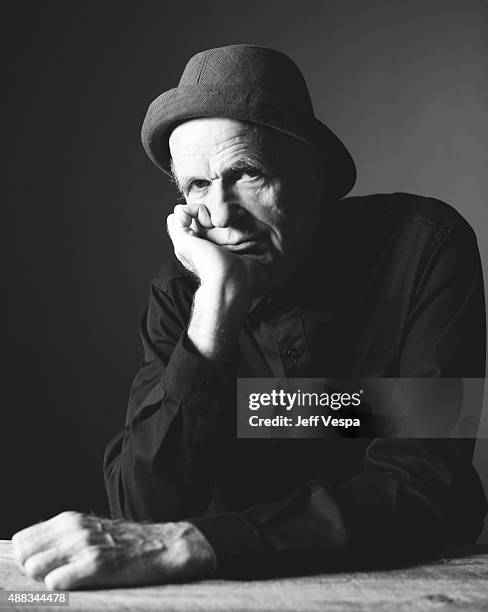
<box><xmin>224</xmin><ymin>240</ymin><xmax>261</xmax><ymax>253</ymax></box>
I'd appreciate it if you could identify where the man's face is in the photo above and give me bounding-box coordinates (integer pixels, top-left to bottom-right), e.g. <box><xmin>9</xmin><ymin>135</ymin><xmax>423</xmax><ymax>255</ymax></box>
<box><xmin>168</xmin><ymin>117</ymin><xmax>323</xmax><ymax>291</ymax></box>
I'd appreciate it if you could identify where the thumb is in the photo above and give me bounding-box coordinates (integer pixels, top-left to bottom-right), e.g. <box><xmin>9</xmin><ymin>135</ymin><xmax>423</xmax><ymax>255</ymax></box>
<box><xmin>196</xmin><ymin>204</ymin><xmax>213</xmax><ymax>229</ymax></box>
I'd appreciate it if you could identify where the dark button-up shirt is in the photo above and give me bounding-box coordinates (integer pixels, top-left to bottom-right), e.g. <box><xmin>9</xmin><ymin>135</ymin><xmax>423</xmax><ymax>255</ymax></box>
<box><xmin>104</xmin><ymin>193</ymin><xmax>487</xmax><ymax>577</ymax></box>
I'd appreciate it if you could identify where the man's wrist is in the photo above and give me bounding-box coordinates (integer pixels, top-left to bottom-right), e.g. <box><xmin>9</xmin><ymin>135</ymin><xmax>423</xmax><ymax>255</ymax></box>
<box><xmin>166</xmin><ymin>521</ymin><xmax>217</xmax><ymax>579</ymax></box>
<box><xmin>187</xmin><ymin>281</ymin><xmax>250</xmax><ymax>361</ymax></box>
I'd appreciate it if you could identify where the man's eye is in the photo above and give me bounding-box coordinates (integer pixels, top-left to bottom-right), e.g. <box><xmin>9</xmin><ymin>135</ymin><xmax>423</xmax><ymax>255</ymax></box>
<box><xmin>190</xmin><ymin>180</ymin><xmax>209</xmax><ymax>191</ymax></box>
<box><xmin>241</xmin><ymin>168</ymin><xmax>263</xmax><ymax>179</ymax></box>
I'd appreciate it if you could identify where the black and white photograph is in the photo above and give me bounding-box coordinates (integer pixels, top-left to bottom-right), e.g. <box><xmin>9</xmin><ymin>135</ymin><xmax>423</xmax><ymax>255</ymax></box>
<box><xmin>4</xmin><ymin>1</ymin><xmax>488</xmax><ymax>610</ymax></box>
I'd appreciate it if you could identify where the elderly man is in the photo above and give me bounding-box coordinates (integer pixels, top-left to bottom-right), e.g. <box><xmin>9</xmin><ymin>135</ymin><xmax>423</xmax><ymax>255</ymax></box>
<box><xmin>12</xmin><ymin>45</ymin><xmax>487</xmax><ymax>589</ymax></box>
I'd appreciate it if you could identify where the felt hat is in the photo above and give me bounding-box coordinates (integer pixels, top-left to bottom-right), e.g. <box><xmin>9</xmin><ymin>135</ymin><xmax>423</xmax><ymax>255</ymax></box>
<box><xmin>141</xmin><ymin>44</ymin><xmax>356</xmax><ymax>200</ymax></box>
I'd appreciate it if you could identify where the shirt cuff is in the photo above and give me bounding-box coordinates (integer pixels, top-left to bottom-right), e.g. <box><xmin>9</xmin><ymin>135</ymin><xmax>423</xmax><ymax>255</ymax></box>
<box><xmin>189</xmin><ymin>512</ymin><xmax>265</xmax><ymax>576</ymax></box>
<box><xmin>160</xmin><ymin>332</ymin><xmax>216</xmax><ymax>403</ymax></box>
<box><xmin>161</xmin><ymin>331</ymin><xmax>237</xmax><ymax>405</ymax></box>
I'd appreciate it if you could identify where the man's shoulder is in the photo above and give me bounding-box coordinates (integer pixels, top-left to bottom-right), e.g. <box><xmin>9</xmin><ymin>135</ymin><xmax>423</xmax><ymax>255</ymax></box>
<box><xmin>337</xmin><ymin>192</ymin><xmax>477</xmax><ymax>239</ymax></box>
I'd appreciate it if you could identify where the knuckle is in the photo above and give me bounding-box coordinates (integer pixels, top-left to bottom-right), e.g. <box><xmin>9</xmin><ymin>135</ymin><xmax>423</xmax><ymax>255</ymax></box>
<box><xmin>11</xmin><ymin>531</ymin><xmax>24</xmax><ymax>547</ymax></box>
<box><xmin>45</xmin><ymin>573</ymin><xmax>66</xmax><ymax>591</ymax></box>
<box><xmin>58</xmin><ymin>510</ymin><xmax>82</xmax><ymax>527</ymax></box>
<box><xmin>84</xmin><ymin>546</ymin><xmax>103</xmax><ymax>569</ymax></box>
<box><xmin>12</xmin><ymin>538</ymin><xmax>29</xmax><ymax>566</ymax></box>
<box><xmin>23</xmin><ymin>557</ymin><xmax>42</xmax><ymax>579</ymax></box>
<box><xmin>58</xmin><ymin>510</ymin><xmax>78</xmax><ymax>520</ymax></box>
<box><xmin>12</xmin><ymin>524</ymin><xmax>36</xmax><ymax>545</ymax></box>
<box><xmin>75</xmin><ymin>528</ymin><xmax>93</xmax><ymax>546</ymax></box>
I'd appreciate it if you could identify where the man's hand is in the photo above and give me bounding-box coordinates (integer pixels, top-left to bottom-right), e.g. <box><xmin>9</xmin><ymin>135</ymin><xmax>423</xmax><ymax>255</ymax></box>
<box><xmin>167</xmin><ymin>203</ymin><xmax>269</xmax><ymax>361</ymax></box>
<box><xmin>166</xmin><ymin>203</ymin><xmax>267</xmax><ymax>296</ymax></box>
<box><xmin>11</xmin><ymin>511</ymin><xmax>217</xmax><ymax>590</ymax></box>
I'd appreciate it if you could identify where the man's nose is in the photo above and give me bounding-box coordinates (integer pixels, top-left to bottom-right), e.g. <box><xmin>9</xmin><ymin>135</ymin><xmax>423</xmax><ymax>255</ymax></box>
<box><xmin>206</xmin><ymin>180</ymin><xmax>240</xmax><ymax>228</ymax></box>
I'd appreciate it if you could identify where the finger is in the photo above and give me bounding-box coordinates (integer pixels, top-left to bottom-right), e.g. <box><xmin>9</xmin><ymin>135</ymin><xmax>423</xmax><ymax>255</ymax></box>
<box><xmin>196</xmin><ymin>204</ymin><xmax>213</xmax><ymax>229</ymax></box>
<box><xmin>174</xmin><ymin>205</ymin><xmax>194</xmax><ymax>228</ymax></box>
<box><xmin>21</xmin><ymin>517</ymin><xmax>108</xmax><ymax>580</ymax></box>
<box><xmin>166</xmin><ymin>214</ymin><xmax>195</xmax><ymax>243</ymax></box>
<box><xmin>172</xmin><ymin>202</ymin><xmax>203</xmax><ymax>216</ymax></box>
<box><xmin>23</xmin><ymin>546</ymin><xmax>70</xmax><ymax>581</ymax></box>
<box><xmin>12</xmin><ymin>511</ymin><xmax>79</xmax><ymax>567</ymax></box>
<box><xmin>12</xmin><ymin>527</ymin><xmax>49</xmax><ymax>568</ymax></box>
<box><xmin>44</xmin><ymin>550</ymin><xmax>101</xmax><ymax>591</ymax></box>
<box><xmin>173</xmin><ymin>203</ymin><xmax>214</xmax><ymax>231</ymax></box>
<box><xmin>167</xmin><ymin>214</ymin><xmax>199</xmax><ymax>245</ymax></box>
<box><xmin>167</xmin><ymin>212</ymin><xmax>192</xmax><ymax>235</ymax></box>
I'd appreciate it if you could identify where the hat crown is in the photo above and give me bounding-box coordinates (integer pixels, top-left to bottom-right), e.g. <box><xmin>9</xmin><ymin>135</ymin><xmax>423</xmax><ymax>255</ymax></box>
<box><xmin>178</xmin><ymin>45</ymin><xmax>314</xmax><ymax>116</ymax></box>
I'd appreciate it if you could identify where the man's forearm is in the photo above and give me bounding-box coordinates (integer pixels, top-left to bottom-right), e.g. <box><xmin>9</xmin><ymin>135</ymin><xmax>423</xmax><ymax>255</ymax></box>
<box><xmin>187</xmin><ymin>279</ymin><xmax>251</xmax><ymax>362</ymax></box>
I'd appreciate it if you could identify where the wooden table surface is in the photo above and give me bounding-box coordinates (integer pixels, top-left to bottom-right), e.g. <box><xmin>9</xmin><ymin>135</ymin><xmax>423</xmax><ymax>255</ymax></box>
<box><xmin>0</xmin><ymin>541</ymin><xmax>487</xmax><ymax>611</ymax></box>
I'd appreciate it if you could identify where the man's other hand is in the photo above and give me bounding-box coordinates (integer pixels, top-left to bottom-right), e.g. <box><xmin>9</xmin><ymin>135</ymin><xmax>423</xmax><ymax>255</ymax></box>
<box><xmin>11</xmin><ymin>511</ymin><xmax>217</xmax><ymax>590</ymax></box>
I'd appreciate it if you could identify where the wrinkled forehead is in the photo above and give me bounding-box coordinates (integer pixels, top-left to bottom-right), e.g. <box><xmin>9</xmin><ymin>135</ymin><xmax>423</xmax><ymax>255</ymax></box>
<box><xmin>168</xmin><ymin>117</ymin><xmax>316</xmax><ymax>181</ymax></box>
<box><xmin>168</xmin><ymin>117</ymin><xmax>268</xmax><ymax>164</ymax></box>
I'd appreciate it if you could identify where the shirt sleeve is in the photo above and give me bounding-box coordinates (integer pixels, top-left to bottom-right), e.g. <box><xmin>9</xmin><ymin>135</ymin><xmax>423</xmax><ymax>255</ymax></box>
<box><xmin>188</xmin><ymin>222</ymin><xmax>488</xmax><ymax>577</ymax></box>
<box><xmin>103</xmin><ymin>276</ymin><xmax>237</xmax><ymax>522</ymax></box>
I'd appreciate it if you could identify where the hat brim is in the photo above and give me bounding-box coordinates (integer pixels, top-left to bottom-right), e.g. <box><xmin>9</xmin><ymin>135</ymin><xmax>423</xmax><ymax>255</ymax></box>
<box><xmin>141</xmin><ymin>85</ymin><xmax>356</xmax><ymax>200</ymax></box>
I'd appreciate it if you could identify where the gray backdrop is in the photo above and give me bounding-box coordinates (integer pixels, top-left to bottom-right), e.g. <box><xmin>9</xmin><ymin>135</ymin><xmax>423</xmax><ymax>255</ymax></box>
<box><xmin>5</xmin><ymin>0</ymin><xmax>487</xmax><ymax>543</ymax></box>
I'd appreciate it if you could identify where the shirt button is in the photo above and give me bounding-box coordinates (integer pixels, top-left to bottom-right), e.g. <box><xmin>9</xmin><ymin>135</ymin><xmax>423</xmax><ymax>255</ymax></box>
<box><xmin>286</xmin><ymin>347</ymin><xmax>300</xmax><ymax>360</ymax></box>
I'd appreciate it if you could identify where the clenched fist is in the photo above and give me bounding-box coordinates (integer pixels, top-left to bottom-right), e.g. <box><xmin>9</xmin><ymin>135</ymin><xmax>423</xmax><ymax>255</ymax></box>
<box><xmin>166</xmin><ymin>202</ymin><xmax>268</xmax><ymax>297</ymax></box>
<box><xmin>12</xmin><ymin>511</ymin><xmax>216</xmax><ymax>590</ymax></box>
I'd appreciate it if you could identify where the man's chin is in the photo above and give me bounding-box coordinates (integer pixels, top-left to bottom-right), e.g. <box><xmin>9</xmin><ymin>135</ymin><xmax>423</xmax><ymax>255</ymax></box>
<box><xmin>247</xmin><ymin>255</ymin><xmax>290</xmax><ymax>296</ymax></box>
<box><xmin>230</xmin><ymin>250</ymin><xmax>280</xmax><ymax>297</ymax></box>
